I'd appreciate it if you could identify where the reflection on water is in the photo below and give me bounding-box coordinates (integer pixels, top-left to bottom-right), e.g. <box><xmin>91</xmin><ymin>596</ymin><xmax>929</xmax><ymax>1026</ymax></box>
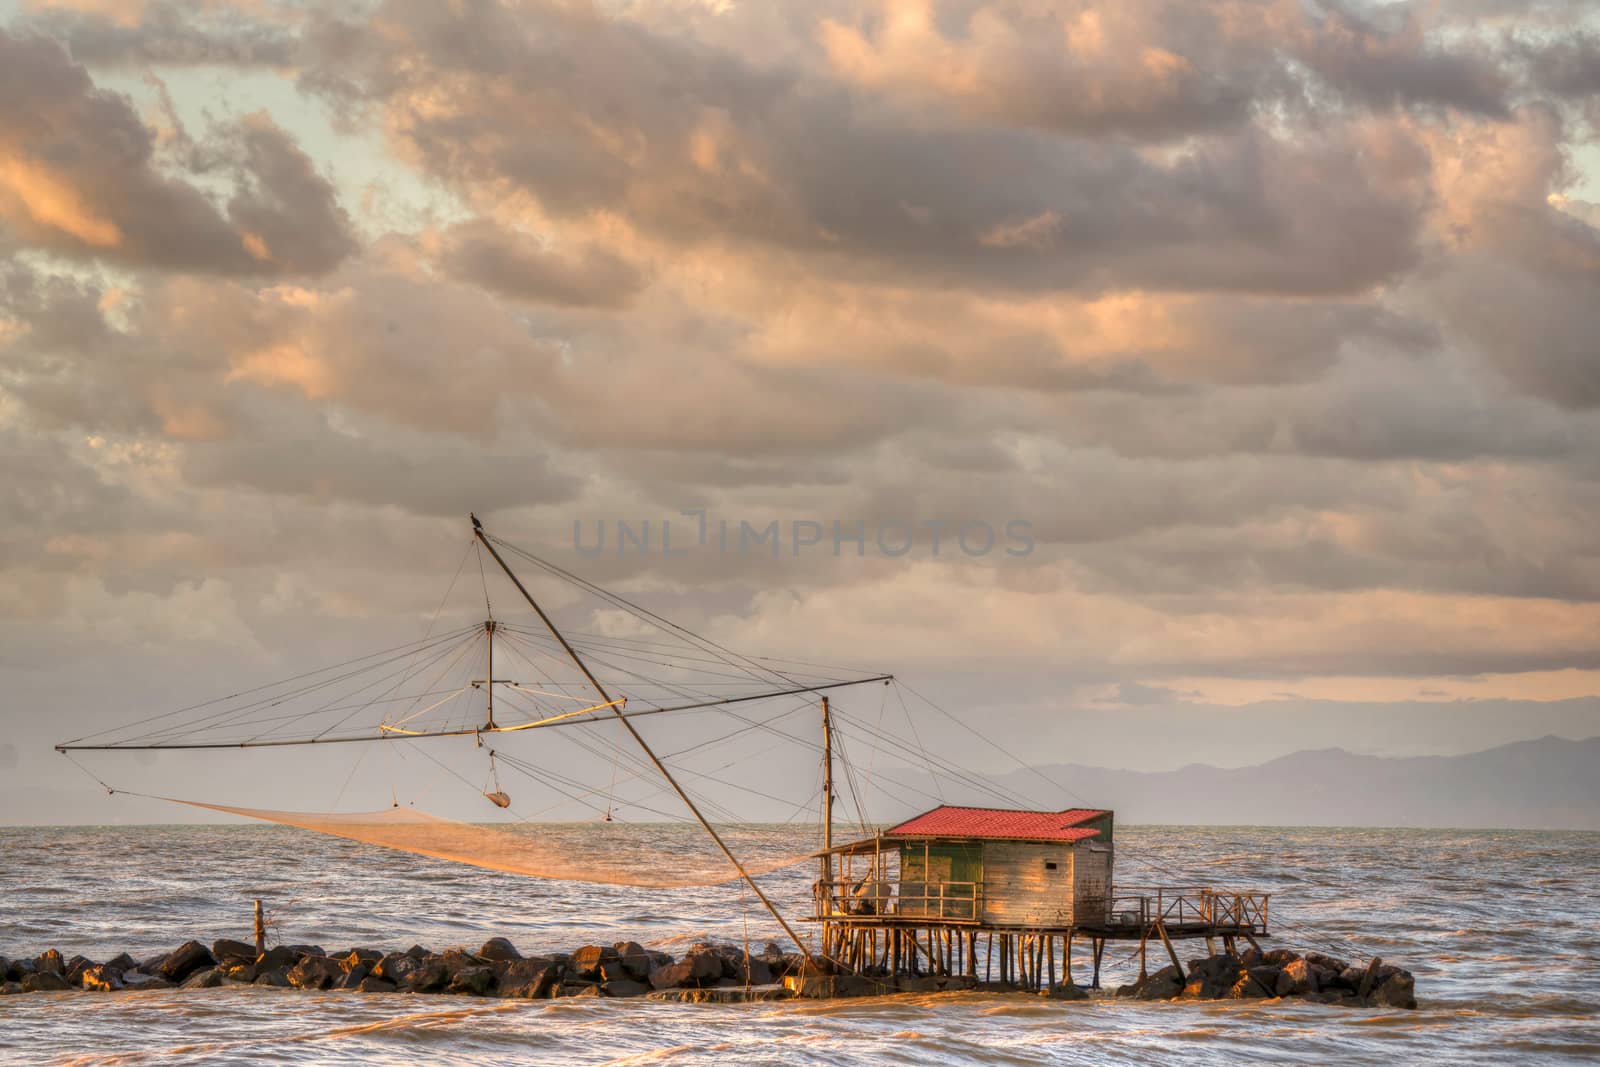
<box><xmin>1</xmin><ymin>825</ymin><xmax>1597</xmax><ymax>1065</ymax></box>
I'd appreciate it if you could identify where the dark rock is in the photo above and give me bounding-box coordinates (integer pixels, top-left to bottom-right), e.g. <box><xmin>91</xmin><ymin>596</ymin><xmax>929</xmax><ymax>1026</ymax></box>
<box><xmin>405</xmin><ymin>945</ymin><xmax>430</xmax><ymax>959</ymax></box>
<box><xmin>7</xmin><ymin>958</ymin><xmax>35</xmax><ymax>981</ymax></box>
<box><xmin>649</xmin><ymin>966</ymin><xmax>700</xmax><ymax>991</ymax></box>
<box><xmin>1335</xmin><ymin>966</ymin><xmax>1366</xmax><ymax>991</ymax></box>
<box><xmin>613</xmin><ymin>941</ymin><xmax>651</xmax><ymax>979</ymax></box>
<box><xmin>1305</xmin><ymin>952</ymin><xmax>1351</xmax><ymax>975</ymax></box>
<box><xmin>1238</xmin><ymin>966</ymin><xmax>1280</xmax><ymax>998</ymax></box>
<box><xmin>1125</xmin><ymin>965</ymin><xmax>1183</xmax><ymax>1000</ymax></box>
<box><xmin>256</xmin><ymin>946</ymin><xmax>299</xmax><ymax>971</ymax></box>
<box><xmin>597</xmin><ymin>959</ymin><xmax>634</xmax><ymax>984</ymax></box>
<box><xmin>80</xmin><ymin>965</ymin><xmax>126</xmax><ymax>992</ymax></box>
<box><xmin>0</xmin><ymin>982</ymin><xmax>21</xmax><ymax>996</ymax></box>
<box><xmin>286</xmin><ymin>945</ymin><xmax>327</xmax><ymax>960</ymax></box>
<box><xmin>65</xmin><ymin>955</ymin><xmax>96</xmax><ymax>985</ymax></box>
<box><xmin>497</xmin><ymin>960</ymin><xmax>560</xmax><ymax>999</ymax></box>
<box><xmin>339</xmin><ymin>951</ymin><xmax>374</xmax><ymax>973</ymax></box>
<box><xmin>122</xmin><ymin>972</ymin><xmax>176</xmax><ymax>990</ymax></box>
<box><xmin>1239</xmin><ymin>946</ymin><xmax>1263</xmax><ymax>967</ymax></box>
<box><xmin>1370</xmin><ymin>971</ymin><xmax>1417</xmax><ymax>1009</ymax></box>
<box><xmin>1262</xmin><ymin>949</ymin><xmax>1300</xmax><ymax>966</ymax></box>
<box><xmin>155</xmin><ymin>941</ymin><xmax>216</xmax><ymax>983</ymax></box>
<box><xmin>223</xmin><ymin>963</ymin><xmax>257</xmax><ymax>983</ymax></box>
<box><xmin>1276</xmin><ymin>958</ymin><xmax>1317</xmax><ymax>996</ymax></box>
<box><xmin>22</xmin><ymin>971</ymin><xmax>71</xmax><ymax>992</ymax></box>
<box><xmin>212</xmin><ymin>939</ymin><xmax>258</xmax><ymax>963</ymax></box>
<box><xmin>744</xmin><ymin>958</ymin><xmax>774</xmax><ymax>986</ymax></box>
<box><xmin>479</xmin><ymin>938</ymin><xmax>521</xmax><ymax>962</ymax></box>
<box><xmin>104</xmin><ymin>952</ymin><xmax>135</xmax><ymax>973</ymax></box>
<box><xmin>354</xmin><ymin>976</ymin><xmax>397</xmax><ymax>993</ymax></box>
<box><xmin>559</xmin><ymin>982</ymin><xmax>601</xmax><ymax>997</ymax></box>
<box><xmin>334</xmin><ymin>963</ymin><xmax>370</xmax><ymax>990</ymax></box>
<box><xmin>34</xmin><ymin>950</ymin><xmax>65</xmax><ymax>975</ymax></box>
<box><xmin>602</xmin><ymin>979</ymin><xmax>649</xmax><ymax>998</ymax></box>
<box><xmin>181</xmin><ymin>968</ymin><xmax>225</xmax><ymax>989</ymax></box>
<box><xmin>372</xmin><ymin>953</ymin><xmax>419</xmax><ymax>983</ymax></box>
<box><xmin>447</xmin><ymin>966</ymin><xmax>495</xmax><ymax>996</ymax></box>
<box><xmin>253</xmin><ymin>968</ymin><xmax>291</xmax><ymax>988</ymax></box>
<box><xmin>570</xmin><ymin>945</ymin><xmax>618</xmax><ymax>979</ymax></box>
<box><xmin>1048</xmin><ymin>982</ymin><xmax>1089</xmax><ymax>1001</ymax></box>
<box><xmin>397</xmin><ymin>958</ymin><xmax>450</xmax><ymax>994</ymax></box>
<box><xmin>286</xmin><ymin>956</ymin><xmax>343</xmax><ymax>991</ymax></box>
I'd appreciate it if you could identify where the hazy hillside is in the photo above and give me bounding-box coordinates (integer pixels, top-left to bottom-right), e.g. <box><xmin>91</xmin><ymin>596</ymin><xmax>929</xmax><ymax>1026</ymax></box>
<box><xmin>993</xmin><ymin>735</ymin><xmax>1600</xmax><ymax>830</ymax></box>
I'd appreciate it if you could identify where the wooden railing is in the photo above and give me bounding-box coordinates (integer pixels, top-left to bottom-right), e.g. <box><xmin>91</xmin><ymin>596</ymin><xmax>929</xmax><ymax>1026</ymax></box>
<box><xmin>1093</xmin><ymin>886</ymin><xmax>1270</xmax><ymax>933</ymax></box>
<box><xmin>815</xmin><ymin>879</ymin><xmax>982</xmax><ymax>921</ymax></box>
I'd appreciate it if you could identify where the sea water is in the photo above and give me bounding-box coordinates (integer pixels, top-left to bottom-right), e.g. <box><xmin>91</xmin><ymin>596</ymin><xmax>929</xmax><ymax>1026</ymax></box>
<box><xmin>0</xmin><ymin>824</ymin><xmax>1595</xmax><ymax>1065</ymax></box>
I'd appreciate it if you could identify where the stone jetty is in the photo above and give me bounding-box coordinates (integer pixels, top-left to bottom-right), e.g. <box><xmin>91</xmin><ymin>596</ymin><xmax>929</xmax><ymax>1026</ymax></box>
<box><xmin>0</xmin><ymin>938</ymin><xmax>1415</xmax><ymax>1008</ymax></box>
<box><xmin>1115</xmin><ymin>947</ymin><xmax>1418</xmax><ymax>1009</ymax></box>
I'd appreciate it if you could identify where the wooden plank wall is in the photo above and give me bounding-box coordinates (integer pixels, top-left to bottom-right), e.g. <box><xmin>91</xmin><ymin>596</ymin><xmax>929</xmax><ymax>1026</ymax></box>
<box><xmin>979</xmin><ymin>842</ymin><xmax>1076</xmax><ymax>926</ymax></box>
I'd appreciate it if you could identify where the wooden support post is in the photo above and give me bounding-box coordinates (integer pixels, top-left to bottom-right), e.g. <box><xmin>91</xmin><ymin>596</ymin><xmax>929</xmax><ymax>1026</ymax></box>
<box><xmin>1047</xmin><ymin>936</ymin><xmax>1056</xmax><ymax>992</ymax></box>
<box><xmin>1092</xmin><ymin>938</ymin><xmax>1104</xmax><ymax>989</ymax></box>
<box><xmin>1205</xmin><ymin>935</ymin><xmax>1217</xmax><ymax>957</ymax></box>
<box><xmin>1243</xmin><ymin>933</ymin><xmax>1264</xmax><ymax>954</ymax></box>
<box><xmin>1137</xmin><ymin>925</ymin><xmax>1150</xmax><ymax>979</ymax></box>
<box><xmin>1155</xmin><ymin>920</ymin><xmax>1186</xmax><ymax>982</ymax></box>
<box><xmin>1065</xmin><ymin>932</ymin><xmax>1073</xmax><ymax>987</ymax></box>
<box><xmin>253</xmin><ymin>898</ymin><xmax>265</xmax><ymax>955</ymax></box>
<box><xmin>1222</xmin><ymin>934</ymin><xmax>1236</xmax><ymax>957</ymax></box>
<box><xmin>985</xmin><ymin>934</ymin><xmax>993</xmax><ymax>983</ymax></box>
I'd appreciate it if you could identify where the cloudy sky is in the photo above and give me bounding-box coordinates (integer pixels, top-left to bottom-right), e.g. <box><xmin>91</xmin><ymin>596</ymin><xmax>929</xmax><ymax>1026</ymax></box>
<box><xmin>3</xmin><ymin>0</ymin><xmax>1600</xmax><ymax>823</ymax></box>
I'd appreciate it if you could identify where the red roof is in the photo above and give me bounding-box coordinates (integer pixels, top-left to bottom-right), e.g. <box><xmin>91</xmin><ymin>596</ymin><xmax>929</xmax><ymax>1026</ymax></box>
<box><xmin>885</xmin><ymin>806</ymin><xmax>1110</xmax><ymax>843</ymax></box>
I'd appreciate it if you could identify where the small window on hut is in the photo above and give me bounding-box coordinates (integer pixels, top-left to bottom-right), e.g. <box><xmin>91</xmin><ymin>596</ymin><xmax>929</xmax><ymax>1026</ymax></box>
<box><xmin>1044</xmin><ymin>861</ymin><xmax>1058</xmax><ymax>871</ymax></box>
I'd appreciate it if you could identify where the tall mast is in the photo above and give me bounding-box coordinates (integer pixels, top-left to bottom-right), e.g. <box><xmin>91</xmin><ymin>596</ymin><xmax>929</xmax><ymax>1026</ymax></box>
<box><xmin>484</xmin><ymin>620</ymin><xmax>496</xmax><ymax>730</ymax></box>
<box><xmin>469</xmin><ymin>515</ymin><xmax>816</xmax><ymax>966</ymax></box>
<box><xmin>820</xmin><ymin>696</ymin><xmax>833</xmax><ymax>886</ymax></box>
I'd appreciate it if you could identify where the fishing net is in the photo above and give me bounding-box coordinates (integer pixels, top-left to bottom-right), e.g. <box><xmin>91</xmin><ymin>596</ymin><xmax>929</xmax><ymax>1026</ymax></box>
<box><xmin>165</xmin><ymin>797</ymin><xmax>813</xmax><ymax>888</ymax></box>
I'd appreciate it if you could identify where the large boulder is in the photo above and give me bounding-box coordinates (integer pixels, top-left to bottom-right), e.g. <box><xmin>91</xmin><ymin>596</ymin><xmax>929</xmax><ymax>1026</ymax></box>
<box><xmin>1121</xmin><ymin>965</ymin><xmax>1183</xmax><ymax>1000</ymax></box>
<box><xmin>80</xmin><ymin>965</ymin><xmax>126</xmax><ymax>992</ymax></box>
<box><xmin>498</xmin><ymin>961</ymin><xmax>561</xmax><ymax>999</ymax></box>
<box><xmin>1234</xmin><ymin>967</ymin><xmax>1279</xmax><ymax>998</ymax></box>
<box><xmin>648</xmin><ymin>960</ymin><xmax>699</xmax><ymax>990</ymax></box>
<box><xmin>334</xmin><ymin>964</ymin><xmax>371</xmax><ymax>990</ymax></box>
<box><xmin>155</xmin><ymin>941</ymin><xmax>216</xmax><ymax>983</ymax></box>
<box><xmin>371</xmin><ymin>953</ymin><xmax>420</xmax><ymax>984</ymax></box>
<box><xmin>397</xmin><ymin>958</ymin><xmax>450</xmax><ymax>994</ymax></box>
<box><xmin>1276</xmin><ymin>958</ymin><xmax>1317</xmax><ymax>997</ymax></box>
<box><xmin>569</xmin><ymin>945</ymin><xmax>618</xmax><ymax>980</ymax></box>
<box><xmin>22</xmin><ymin>971</ymin><xmax>71</xmax><ymax>992</ymax></box>
<box><xmin>122</xmin><ymin>972</ymin><xmax>175</xmax><ymax>990</ymax></box>
<box><xmin>478</xmin><ymin>938</ymin><xmax>521</xmax><ymax>962</ymax></box>
<box><xmin>286</xmin><ymin>956</ymin><xmax>343</xmax><ymax>991</ymax></box>
<box><xmin>447</xmin><ymin>966</ymin><xmax>496</xmax><ymax>996</ymax></box>
<box><xmin>212</xmin><ymin>940</ymin><xmax>258</xmax><ymax>964</ymax></box>
<box><xmin>254</xmin><ymin>968</ymin><xmax>291</xmax><ymax>988</ymax></box>
<box><xmin>1048</xmin><ymin>982</ymin><xmax>1089</xmax><ymax>1001</ymax></box>
<box><xmin>256</xmin><ymin>946</ymin><xmax>300</xmax><ymax>971</ymax></box>
<box><xmin>1370</xmin><ymin>971</ymin><xmax>1417</xmax><ymax>1009</ymax></box>
<box><xmin>181</xmin><ymin>968</ymin><xmax>225</xmax><ymax>989</ymax></box>
<box><xmin>602</xmin><ymin>979</ymin><xmax>649</xmax><ymax>998</ymax></box>
<box><xmin>354</xmin><ymin>976</ymin><xmax>397</xmax><ymax>993</ymax></box>
<box><xmin>613</xmin><ymin>942</ymin><xmax>652</xmax><ymax>980</ymax></box>
<box><xmin>1305</xmin><ymin>952</ymin><xmax>1350</xmax><ymax>975</ymax></box>
<box><xmin>34</xmin><ymin>950</ymin><xmax>65</xmax><ymax>975</ymax></box>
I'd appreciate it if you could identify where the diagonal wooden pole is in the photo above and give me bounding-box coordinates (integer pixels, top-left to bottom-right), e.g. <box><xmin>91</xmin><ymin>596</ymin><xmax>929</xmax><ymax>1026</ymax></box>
<box><xmin>471</xmin><ymin>515</ymin><xmax>816</xmax><ymax>966</ymax></box>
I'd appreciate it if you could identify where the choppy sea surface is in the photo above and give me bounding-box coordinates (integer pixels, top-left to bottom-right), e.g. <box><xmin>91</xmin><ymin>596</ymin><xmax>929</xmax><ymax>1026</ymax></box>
<box><xmin>0</xmin><ymin>824</ymin><xmax>1596</xmax><ymax>1065</ymax></box>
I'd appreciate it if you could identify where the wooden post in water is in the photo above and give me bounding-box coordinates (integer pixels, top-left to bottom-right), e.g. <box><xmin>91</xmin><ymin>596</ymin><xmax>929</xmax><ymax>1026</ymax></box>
<box><xmin>253</xmin><ymin>898</ymin><xmax>265</xmax><ymax>955</ymax></box>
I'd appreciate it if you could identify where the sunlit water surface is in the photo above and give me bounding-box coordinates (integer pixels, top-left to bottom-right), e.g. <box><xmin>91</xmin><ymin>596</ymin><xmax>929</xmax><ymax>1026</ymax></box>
<box><xmin>1</xmin><ymin>825</ymin><xmax>1596</xmax><ymax>1065</ymax></box>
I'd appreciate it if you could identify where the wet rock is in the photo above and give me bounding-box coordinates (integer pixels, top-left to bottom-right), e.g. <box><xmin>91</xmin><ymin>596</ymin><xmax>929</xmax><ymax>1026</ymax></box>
<box><xmin>743</xmin><ymin>958</ymin><xmax>774</xmax><ymax>986</ymax></box>
<box><xmin>479</xmin><ymin>938</ymin><xmax>521</xmax><ymax>962</ymax></box>
<box><xmin>1236</xmin><ymin>966</ymin><xmax>1279</xmax><ymax>998</ymax></box>
<box><xmin>122</xmin><ymin>972</ymin><xmax>176</xmax><ymax>990</ymax></box>
<box><xmin>155</xmin><ymin>941</ymin><xmax>216</xmax><ymax>983</ymax></box>
<box><xmin>80</xmin><ymin>965</ymin><xmax>126</xmax><ymax>992</ymax></box>
<box><xmin>334</xmin><ymin>963</ymin><xmax>370</xmax><ymax>990</ymax></box>
<box><xmin>447</xmin><ymin>965</ymin><xmax>495</xmax><ymax>996</ymax></box>
<box><xmin>1120</xmin><ymin>965</ymin><xmax>1182</xmax><ymax>1000</ymax></box>
<box><xmin>499</xmin><ymin>962</ymin><xmax>561</xmax><ymax>999</ymax></box>
<box><xmin>256</xmin><ymin>946</ymin><xmax>299</xmax><ymax>971</ymax></box>
<box><xmin>64</xmin><ymin>955</ymin><xmax>96</xmax><ymax>985</ymax></box>
<box><xmin>1262</xmin><ymin>949</ymin><xmax>1300</xmax><ymax>966</ymax></box>
<box><xmin>570</xmin><ymin>945</ymin><xmax>618</xmax><ymax>979</ymax></box>
<box><xmin>1047</xmin><ymin>982</ymin><xmax>1089</xmax><ymax>1001</ymax></box>
<box><xmin>1276</xmin><ymin>958</ymin><xmax>1317</xmax><ymax>996</ymax></box>
<box><xmin>7</xmin><ymin>958</ymin><xmax>35</xmax><ymax>982</ymax></box>
<box><xmin>559</xmin><ymin>982</ymin><xmax>602</xmax><ymax>997</ymax></box>
<box><xmin>212</xmin><ymin>939</ymin><xmax>258</xmax><ymax>963</ymax></box>
<box><xmin>22</xmin><ymin>971</ymin><xmax>71</xmax><ymax>992</ymax></box>
<box><xmin>396</xmin><ymin>958</ymin><xmax>450</xmax><ymax>993</ymax></box>
<box><xmin>371</xmin><ymin>953</ymin><xmax>418</xmax><ymax>984</ymax></box>
<box><xmin>354</xmin><ymin>976</ymin><xmax>397</xmax><ymax>993</ymax></box>
<box><xmin>1370</xmin><ymin>971</ymin><xmax>1417</xmax><ymax>1009</ymax></box>
<box><xmin>34</xmin><ymin>950</ymin><xmax>65</xmax><ymax>975</ymax></box>
<box><xmin>253</xmin><ymin>968</ymin><xmax>290</xmax><ymax>988</ymax></box>
<box><xmin>613</xmin><ymin>941</ymin><xmax>651</xmax><ymax>980</ymax></box>
<box><xmin>1305</xmin><ymin>952</ymin><xmax>1350</xmax><ymax>975</ymax></box>
<box><xmin>2</xmin><ymin>981</ymin><xmax>22</xmax><ymax>995</ymax></box>
<box><xmin>181</xmin><ymin>968</ymin><xmax>225</xmax><ymax>989</ymax></box>
<box><xmin>602</xmin><ymin>979</ymin><xmax>649</xmax><ymax>998</ymax></box>
<box><xmin>286</xmin><ymin>956</ymin><xmax>343</xmax><ymax>991</ymax></box>
<box><xmin>223</xmin><ymin>963</ymin><xmax>257</xmax><ymax>983</ymax></box>
<box><xmin>405</xmin><ymin>945</ymin><xmax>430</xmax><ymax>959</ymax></box>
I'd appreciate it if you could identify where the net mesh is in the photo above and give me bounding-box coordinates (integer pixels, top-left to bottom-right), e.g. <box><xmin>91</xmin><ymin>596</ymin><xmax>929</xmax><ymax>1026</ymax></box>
<box><xmin>164</xmin><ymin>797</ymin><xmax>812</xmax><ymax>888</ymax></box>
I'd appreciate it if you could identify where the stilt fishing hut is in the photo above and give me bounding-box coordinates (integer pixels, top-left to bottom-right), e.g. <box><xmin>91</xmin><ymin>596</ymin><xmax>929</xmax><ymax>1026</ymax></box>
<box><xmin>811</xmin><ymin>798</ymin><xmax>1271</xmax><ymax>991</ymax></box>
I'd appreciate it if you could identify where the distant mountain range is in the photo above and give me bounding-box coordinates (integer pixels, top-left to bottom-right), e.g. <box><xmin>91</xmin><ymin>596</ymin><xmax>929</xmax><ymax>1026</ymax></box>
<box><xmin>990</xmin><ymin>734</ymin><xmax>1600</xmax><ymax>830</ymax></box>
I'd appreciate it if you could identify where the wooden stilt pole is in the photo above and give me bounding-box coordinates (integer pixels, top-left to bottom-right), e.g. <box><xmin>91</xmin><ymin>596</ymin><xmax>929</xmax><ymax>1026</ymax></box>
<box><xmin>1092</xmin><ymin>938</ymin><xmax>1104</xmax><ymax>989</ymax></box>
<box><xmin>253</xmin><ymin>898</ymin><xmax>265</xmax><ymax>955</ymax></box>
<box><xmin>1156</xmin><ymin>920</ymin><xmax>1186</xmax><ymax>982</ymax></box>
